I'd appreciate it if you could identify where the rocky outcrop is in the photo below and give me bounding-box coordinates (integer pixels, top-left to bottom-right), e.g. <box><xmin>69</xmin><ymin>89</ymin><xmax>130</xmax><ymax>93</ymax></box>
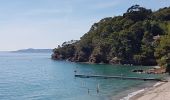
<box><xmin>109</xmin><ymin>57</ymin><xmax>121</xmax><ymax>64</ymax></box>
<box><xmin>51</xmin><ymin>53</ymin><xmax>62</xmax><ymax>60</ymax></box>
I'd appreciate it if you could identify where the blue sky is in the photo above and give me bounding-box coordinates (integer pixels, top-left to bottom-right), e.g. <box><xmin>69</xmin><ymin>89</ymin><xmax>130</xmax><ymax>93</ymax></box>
<box><xmin>0</xmin><ymin>0</ymin><xmax>169</xmax><ymax>51</ymax></box>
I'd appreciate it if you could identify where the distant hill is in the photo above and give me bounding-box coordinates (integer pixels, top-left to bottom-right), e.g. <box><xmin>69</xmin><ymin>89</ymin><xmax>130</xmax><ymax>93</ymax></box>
<box><xmin>12</xmin><ymin>48</ymin><xmax>52</xmax><ymax>53</ymax></box>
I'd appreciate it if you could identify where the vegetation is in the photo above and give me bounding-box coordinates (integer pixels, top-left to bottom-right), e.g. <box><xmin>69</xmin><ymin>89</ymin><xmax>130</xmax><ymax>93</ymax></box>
<box><xmin>52</xmin><ymin>5</ymin><xmax>170</xmax><ymax>72</ymax></box>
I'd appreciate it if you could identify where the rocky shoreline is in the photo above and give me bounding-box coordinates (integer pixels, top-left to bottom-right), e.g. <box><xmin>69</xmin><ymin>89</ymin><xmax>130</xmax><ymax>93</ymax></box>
<box><xmin>132</xmin><ymin>66</ymin><xmax>166</xmax><ymax>74</ymax></box>
<box><xmin>51</xmin><ymin>53</ymin><xmax>157</xmax><ymax>66</ymax></box>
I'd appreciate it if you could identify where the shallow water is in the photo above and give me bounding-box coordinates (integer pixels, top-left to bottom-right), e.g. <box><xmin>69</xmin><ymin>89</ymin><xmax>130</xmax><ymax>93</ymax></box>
<box><xmin>0</xmin><ymin>53</ymin><xmax>165</xmax><ymax>100</ymax></box>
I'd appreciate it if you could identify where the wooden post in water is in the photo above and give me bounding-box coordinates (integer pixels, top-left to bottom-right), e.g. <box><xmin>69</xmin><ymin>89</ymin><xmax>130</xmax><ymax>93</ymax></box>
<box><xmin>82</xmin><ymin>81</ymin><xmax>85</xmax><ymax>87</ymax></box>
<box><xmin>74</xmin><ymin>70</ymin><xmax>77</xmax><ymax>79</ymax></box>
<box><xmin>74</xmin><ymin>70</ymin><xmax>77</xmax><ymax>75</ymax></box>
<box><xmin>74</xmin><ymin>66</ymin><xmax>78</xmax><ymax>75</ymax></box>
<box><xmin>97</xmin><ymin>83</ymin><xmax>99</xmax><ymax>93</ymax></box>
<box><xmin>121</xmin><ymin>74</ymin><xmax>123</xmax><ymax>79</ymax></box>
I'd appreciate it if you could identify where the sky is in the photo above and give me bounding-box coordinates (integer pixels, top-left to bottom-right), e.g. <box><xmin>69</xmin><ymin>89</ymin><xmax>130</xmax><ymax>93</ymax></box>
<box><xmin>0</xmin><ymin>0</ymin><xmax>170</xmax><ymax>51</ymax></box>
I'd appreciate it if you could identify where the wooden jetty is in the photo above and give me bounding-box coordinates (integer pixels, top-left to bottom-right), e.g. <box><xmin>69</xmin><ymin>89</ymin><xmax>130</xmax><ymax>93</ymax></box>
<box><xmin>75</xmin><ymin>74</ymin><xmax>167</xmax><ymax>82</ymax></box>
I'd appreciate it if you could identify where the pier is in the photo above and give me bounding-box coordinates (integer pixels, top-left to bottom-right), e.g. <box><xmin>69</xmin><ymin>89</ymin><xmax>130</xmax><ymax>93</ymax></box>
<box><xmin>75</xmin><ymin>74</ymin><xmax>167</xmax><ymax>82</ymax></box>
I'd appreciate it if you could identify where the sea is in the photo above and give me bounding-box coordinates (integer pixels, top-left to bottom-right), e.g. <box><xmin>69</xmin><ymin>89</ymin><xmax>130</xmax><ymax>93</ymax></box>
<box><xmin>0</xmin><ymin>52</ymin><xmax>166</xmax><ymax>100</ymax></box>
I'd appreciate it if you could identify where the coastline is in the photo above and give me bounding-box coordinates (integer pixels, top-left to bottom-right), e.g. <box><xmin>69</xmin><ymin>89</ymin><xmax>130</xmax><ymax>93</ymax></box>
<box><xmin>121</xmin><ymin>78</ymin><xmax>169</xmax><ymax>100</ymax></box>
<box><xmin>111</xmin><ymin>80</ymin><xmax>156</xmax><ymax>100</ymax></box>
<box><xmin>129</xmin><ymin>81</ymin><xmax>166</xmax><ymax>100</ymax></box>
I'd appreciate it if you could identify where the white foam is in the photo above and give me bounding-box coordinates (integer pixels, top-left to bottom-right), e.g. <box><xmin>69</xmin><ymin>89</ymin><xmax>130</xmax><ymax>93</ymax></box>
<box><xmin>153</xmin><ymin>82</ymin><xmax>163</xmax><ymax>87</ymax></box>
<box><xmin>120</xmin><ymin>88</ymin><xmax>146</xmax><ymax>100</ymax></box>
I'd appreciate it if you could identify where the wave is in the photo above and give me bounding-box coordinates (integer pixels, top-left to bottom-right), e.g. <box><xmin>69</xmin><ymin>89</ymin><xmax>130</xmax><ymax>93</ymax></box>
<box><xmin>120</xmin><ymin>81</ymin><xmax>165</xmax><ymax>100</ymax></box>
<box><xmin>120</xmin><ymin>88</ymin><xmax>146</xmax><ymax>100</ymax></box>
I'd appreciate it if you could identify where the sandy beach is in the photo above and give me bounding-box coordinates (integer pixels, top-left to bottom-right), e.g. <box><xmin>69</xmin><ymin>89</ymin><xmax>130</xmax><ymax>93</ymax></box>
<box><xmin>129</xmin><ymin>78</ymin><xmax>170</xmax><ymax>100</ymax></box>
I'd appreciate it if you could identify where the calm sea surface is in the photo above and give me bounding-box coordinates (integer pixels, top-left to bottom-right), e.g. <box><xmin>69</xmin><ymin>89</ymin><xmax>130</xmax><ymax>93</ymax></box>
<box><xmin>0</xmin><ymin>53</ymin><xmax>165</xmax><ymax>100</ymax></box>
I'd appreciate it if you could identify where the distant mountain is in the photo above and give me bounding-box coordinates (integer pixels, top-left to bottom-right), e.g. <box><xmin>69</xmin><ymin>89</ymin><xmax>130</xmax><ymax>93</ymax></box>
<box><xmin>12</xmin><ymin>48</ymin><xmax>52</xmax><ymax>53</ymax></box>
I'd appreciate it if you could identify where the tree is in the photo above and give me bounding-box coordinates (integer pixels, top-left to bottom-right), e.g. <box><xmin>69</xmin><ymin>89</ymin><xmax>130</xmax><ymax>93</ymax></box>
<box><xmin>155</xmin><ymin>34</ymin><xmax>170</xmax><ymax>67</ymax></box>
<box><xmin>124</xmin><ymin>5</ymin><xmax>152</xmax><ymax>21</ymax></box>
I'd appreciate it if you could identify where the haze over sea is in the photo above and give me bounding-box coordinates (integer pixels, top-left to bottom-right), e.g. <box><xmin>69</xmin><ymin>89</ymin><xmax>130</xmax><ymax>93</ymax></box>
<box><xmin>0</xmin><ymin>52</ymin><xmax>165</xmax><ymax>100</ymax></box>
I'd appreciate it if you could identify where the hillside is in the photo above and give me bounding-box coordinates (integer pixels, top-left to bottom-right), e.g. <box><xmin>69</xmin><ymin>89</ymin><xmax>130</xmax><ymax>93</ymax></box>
<box><xmin>52</xmin><ymin>5</ymin><xmax>170</xmax><ymax>70</ymax></box>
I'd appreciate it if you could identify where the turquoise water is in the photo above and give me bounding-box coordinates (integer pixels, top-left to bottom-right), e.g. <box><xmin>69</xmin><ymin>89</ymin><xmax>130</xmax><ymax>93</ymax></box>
<box><xmin>0</xmin><ymin>53</ymin><xmax>165</xmax><ymax>100</ymax></box>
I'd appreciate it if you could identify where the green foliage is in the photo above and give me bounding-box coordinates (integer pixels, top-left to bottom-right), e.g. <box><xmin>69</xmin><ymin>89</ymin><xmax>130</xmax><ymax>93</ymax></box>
<box><xmin>155</xmin><ymin>34</ymin><xmax>170</xmax><ymax>67</ymax></box>
<box><xmin>153</xmin><ymin>7</ymin><xmax>170</xmax><ymax>21</ymax></box>
<box><xmin>52</xmin><ymin>5</ymin><xmax>170</xmax><ymax>71</ymax></box>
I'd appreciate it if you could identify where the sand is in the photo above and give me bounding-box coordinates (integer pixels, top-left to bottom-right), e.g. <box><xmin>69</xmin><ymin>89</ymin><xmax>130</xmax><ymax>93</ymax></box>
<box><xmin>130</xmin><ymin>80</ymin><xmax>170</xmax><ymax>100</ymax></box>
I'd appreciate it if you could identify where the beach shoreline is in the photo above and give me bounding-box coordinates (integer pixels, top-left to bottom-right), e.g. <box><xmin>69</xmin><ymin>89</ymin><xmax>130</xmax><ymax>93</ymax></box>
<box><xmin>129</xmin><ymin>81</ymin><xmax>166</xmax><ymax>100</ymax></box>
<box><xmin>110</xmin><ymin>80</ymin><xmax>156</xmax><ymax>100</ymax></box>
<box><xmin>119</xmin><ymin>77</ymin><xmax>170</xmax><ymax>100</ymax></box>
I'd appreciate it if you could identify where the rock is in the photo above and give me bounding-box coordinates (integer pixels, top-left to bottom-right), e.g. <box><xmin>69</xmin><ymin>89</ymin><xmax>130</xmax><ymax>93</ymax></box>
<box><xmin>109</xmin><ymin>57</ymin><xmax>121</xmax><ymax>64</ymax></box>
<box><xmin>132</xmin><ymin>69</ymin><xmax>144</xmax><ymax>73</ymax></box>
<box><xmin>51</xmin><ymin>53</ymin><xmax>62</xmax><ymax>60</ymax></box>
<box><xmin>89</xmin><ymin>54</ymin><xmax>102</xmax><ymax>63</ymax></box>
<box><xmin>145</xmin><ymin>67</ymin><xmax>166</xmax><ymax>74</ymax></box>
